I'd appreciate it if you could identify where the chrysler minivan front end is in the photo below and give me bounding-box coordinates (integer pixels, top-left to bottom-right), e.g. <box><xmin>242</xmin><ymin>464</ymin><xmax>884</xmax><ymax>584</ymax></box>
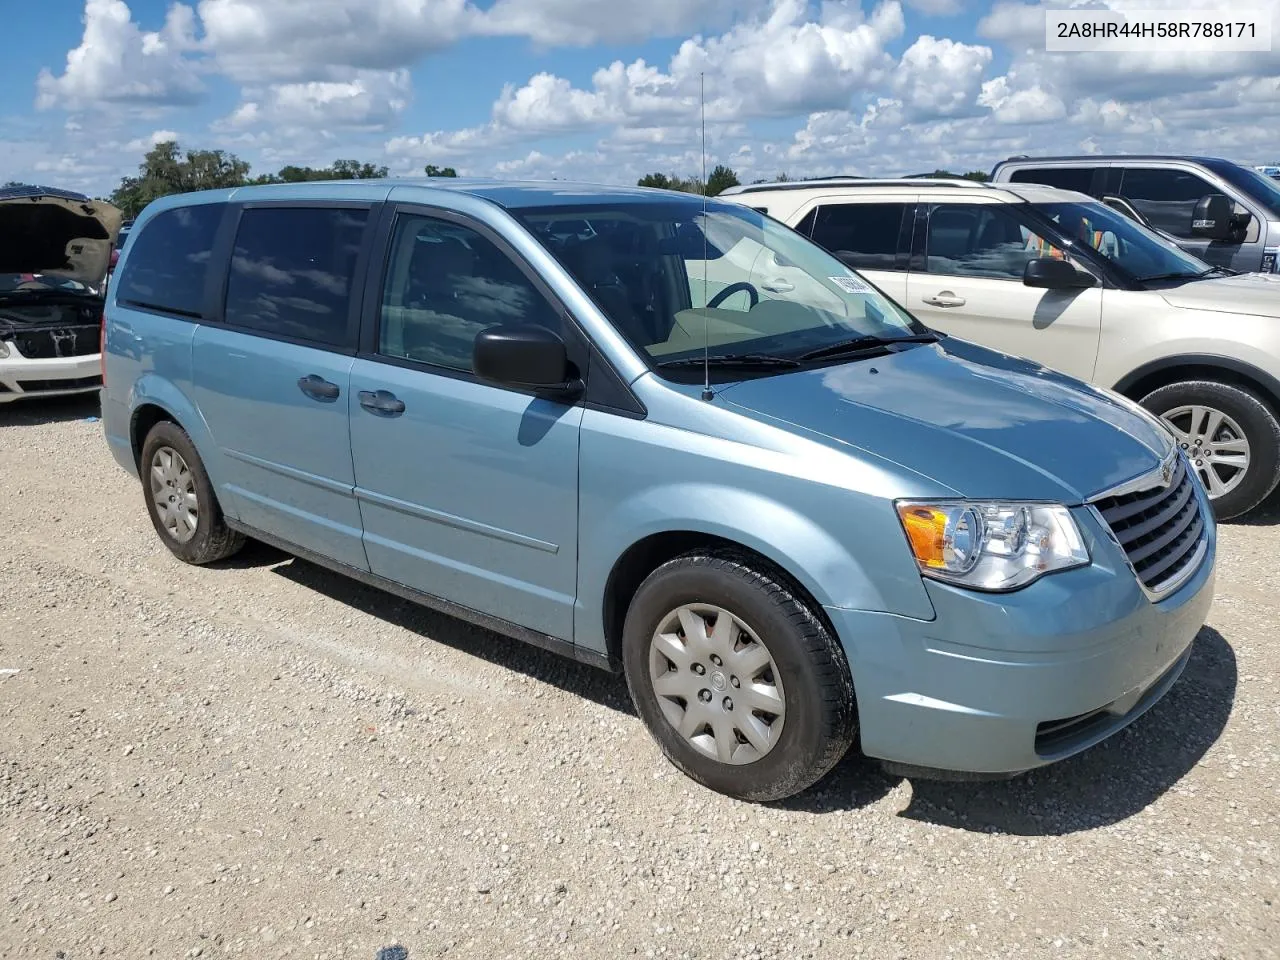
<box><xmin>830</xmin><ymin>452</ymin><xmax>1215</xmax><ymax>776</ymax></box>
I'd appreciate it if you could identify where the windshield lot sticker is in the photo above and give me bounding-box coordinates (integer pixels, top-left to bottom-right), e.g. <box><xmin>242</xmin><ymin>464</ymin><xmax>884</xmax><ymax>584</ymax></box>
<box><xmin>829</xmin><ymin>276</ymin><xmax>871</xmax><ymax>294</ymax></box>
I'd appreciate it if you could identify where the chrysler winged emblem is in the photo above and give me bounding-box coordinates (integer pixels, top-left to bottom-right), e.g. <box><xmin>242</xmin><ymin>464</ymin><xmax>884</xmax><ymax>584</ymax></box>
<box><xmin>1160</xmin><ymin>455</ymin><xmax>1174</xmax><ymax>487</ymax></box>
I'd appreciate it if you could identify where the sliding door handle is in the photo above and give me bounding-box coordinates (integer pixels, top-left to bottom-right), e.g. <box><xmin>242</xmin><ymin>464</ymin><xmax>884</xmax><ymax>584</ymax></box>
<box><xmin>297</xmin><ymin>374</ymin><xmax>340</xmax><ymax>402</ymax></box>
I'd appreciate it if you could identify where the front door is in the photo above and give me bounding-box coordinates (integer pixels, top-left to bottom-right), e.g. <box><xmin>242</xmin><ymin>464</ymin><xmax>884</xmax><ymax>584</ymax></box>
<box><xmin>1116</xmin><ymin>166</ymin><xmax>1262</xmax><ymax>272</ymax></box>
<box><xmin>348</xmin><ymin>209</ymin><xmax>583</xmax><ymax>641</ymax></box>
<box><xmin>906</xmin><ymin>200</ymin><xmax>1103</xmax><ymax>381</ymax></box>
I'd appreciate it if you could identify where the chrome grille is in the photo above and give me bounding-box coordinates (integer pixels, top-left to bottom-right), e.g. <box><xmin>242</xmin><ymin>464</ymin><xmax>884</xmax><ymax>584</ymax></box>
<box><xmin>1093</xmin><ymin>455</ymin><xmax>1206</xmax><ymax>597</ymax></box>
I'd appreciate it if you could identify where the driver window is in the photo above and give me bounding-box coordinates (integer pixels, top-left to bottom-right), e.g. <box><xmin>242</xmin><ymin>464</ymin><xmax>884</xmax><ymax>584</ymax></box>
<box><xmin>925</xmin><ymin>204</ymin><xmax>1065</xmax><ymax>281</ymax></box>
<box><xmin>379</xmin><ymin>215</ymin><xmax>561</xmax><ymax>372</ymax></box>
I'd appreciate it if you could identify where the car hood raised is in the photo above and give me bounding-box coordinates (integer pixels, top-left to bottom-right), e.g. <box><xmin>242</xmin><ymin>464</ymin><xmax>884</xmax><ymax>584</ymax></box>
<box><xmin>716</xmin><ymin>338</ymin><xmax>1173</xmax><ymax>503</ymax></box>
<box><xmin>0</xmin><ymin>186</ymin><xmax>122</xmax><ymax>291</ymax></box>
<box><xmin>1158</xmin><ymin>272</ymin><xmax>1280</xmax><ymax>318</ymax></box>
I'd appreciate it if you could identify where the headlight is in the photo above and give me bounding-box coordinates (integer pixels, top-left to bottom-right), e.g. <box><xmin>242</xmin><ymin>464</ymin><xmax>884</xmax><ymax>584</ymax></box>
<box><xmin>0</xmin><ymin>341</ymin><xmax>9</xmax><ymax>359</ymax></box>
<box><xmin>896</xmin><ymin>501</ymin><xmax>1089</xmax><ymax>591</ymax></box>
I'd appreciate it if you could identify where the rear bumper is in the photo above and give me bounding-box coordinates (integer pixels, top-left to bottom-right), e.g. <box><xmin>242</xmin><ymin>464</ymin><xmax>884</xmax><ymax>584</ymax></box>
<box><xmin>828</xmin><ymin>501</ymin><xmax>1217</xmax><ymax>775</ymax></box>
<box><xmin>0</xmin><ymin>351</ymin><xmax>101</xmax><ymax>402</ymax></box>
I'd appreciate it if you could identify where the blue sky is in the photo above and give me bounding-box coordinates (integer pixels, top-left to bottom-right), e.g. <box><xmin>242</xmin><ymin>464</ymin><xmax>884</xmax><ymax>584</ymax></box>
<box><xmin>4</xmin><ymin>0</ymin><xmax>1278</xmax><ymax>197</ymax></box>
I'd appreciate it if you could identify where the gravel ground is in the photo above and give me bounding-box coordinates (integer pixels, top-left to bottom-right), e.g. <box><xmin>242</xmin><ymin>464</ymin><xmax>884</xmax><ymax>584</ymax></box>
<box><xmin>1</xmin><ymin>395</ymin><xmax>1277</xmax><ymax>960</ymax></box>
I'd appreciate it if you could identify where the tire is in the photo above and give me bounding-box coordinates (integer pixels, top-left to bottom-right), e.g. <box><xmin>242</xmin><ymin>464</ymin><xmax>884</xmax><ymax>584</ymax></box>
<box><xmin>139</xmin><ymin>421</ymin><xmax>245</xmax><ymax>565</ymax></box>
<box><xmin>1140</xmin><ymin>380</ymin><xmax>1280</xmax><ymax>521</ymax></box>
<box><xmin>621</xmin><ymin>551</ymin><xmax>857</xmax><ymax>802</ymax></box>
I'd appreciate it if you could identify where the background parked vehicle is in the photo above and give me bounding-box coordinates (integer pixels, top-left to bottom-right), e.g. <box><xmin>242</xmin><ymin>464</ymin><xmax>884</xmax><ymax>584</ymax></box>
<box><xmin>721</xmin><ymin>177</ymin><xmax>1280</xmax><ymax>519</ymax></box>
<box><xmin>103</xmin><ymin>179</ymin><xmax>1213</xmax><ymax>801</ymax></box>
<box><xmin>0</xmin><ymin>184</ymin><xmax>121</xmax><ymax>403</ymax></box>
<box><xmin>990</xmin><ymin>156</ymin><xmax>1280</xmax><ymax>275</ymax></box>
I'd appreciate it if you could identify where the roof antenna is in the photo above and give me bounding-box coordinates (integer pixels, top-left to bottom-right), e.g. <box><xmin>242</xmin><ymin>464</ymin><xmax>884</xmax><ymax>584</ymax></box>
<box><xmin>699</xmin><ymin>71</ymin><xmax>713</xmax><ymax>402</ymax></box>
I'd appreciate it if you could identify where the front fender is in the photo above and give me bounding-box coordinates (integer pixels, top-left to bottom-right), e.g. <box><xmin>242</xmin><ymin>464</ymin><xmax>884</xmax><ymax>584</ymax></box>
<box><xmin>575</xmin><ymin>480</ymin><xmax>937</xmax><ymax>658</ymax></box>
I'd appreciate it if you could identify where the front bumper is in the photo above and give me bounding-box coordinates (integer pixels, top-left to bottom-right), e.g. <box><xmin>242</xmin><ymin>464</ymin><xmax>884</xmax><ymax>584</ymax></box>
<box><xmin>0</xmin><ymin>348</ymin><xmax>101</xmax><ymax>402</ymax></box>
<box><xmin>828</xmin><ymin>497</ymin><xmax>1217</xmax><ymax>775</ymax></box>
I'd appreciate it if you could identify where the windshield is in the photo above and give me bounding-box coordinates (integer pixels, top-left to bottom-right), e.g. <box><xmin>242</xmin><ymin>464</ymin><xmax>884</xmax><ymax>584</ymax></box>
<box><xmin>1028</xmin><ymin>201</ymin><xmax>1210</xmax><ymax>283</ymax></box>
<box><xmin>1203</xmin><ymin>159</ymin><xmax>1280</xmax><ymax>216</ymax></box>
<box><xmin>517</xmin><ymin>201</ymin><xmax>926</xmax><ymax>373</ymax></box>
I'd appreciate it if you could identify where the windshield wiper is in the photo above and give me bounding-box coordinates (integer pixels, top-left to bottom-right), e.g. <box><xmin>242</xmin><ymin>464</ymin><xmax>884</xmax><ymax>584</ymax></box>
<box><xmin>656</xmin><ymin>353</ymin><xmax>801</xmax><ymax>370</ymax></box>
<box><xmin>1136</xmin><ymin>268</ymin><xmax>1226</xmax><ymax>284</ymax></box>
<box><xmin>796</xmin><ymin>332</ymin><xmax>939</xmax><ymax>363</ymax></box>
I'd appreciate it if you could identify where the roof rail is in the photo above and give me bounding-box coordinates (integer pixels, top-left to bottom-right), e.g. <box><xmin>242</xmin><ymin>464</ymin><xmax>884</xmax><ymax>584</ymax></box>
<box><xmin>726</xmin><ymin>177</ymin><xmax>997</xmax><ymax>196</ymax></box>
<box><xmin>719</xmin><ymin>176</ymin><xmax>865</xmax><ymax>196</ymax></box>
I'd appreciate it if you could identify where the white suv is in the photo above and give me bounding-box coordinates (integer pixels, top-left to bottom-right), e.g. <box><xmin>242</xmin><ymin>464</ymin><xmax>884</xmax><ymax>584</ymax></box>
<box><xmin>721</xmin><ymin>178</ymin><xmax>1280</xmax><ymax>519</ymax></box>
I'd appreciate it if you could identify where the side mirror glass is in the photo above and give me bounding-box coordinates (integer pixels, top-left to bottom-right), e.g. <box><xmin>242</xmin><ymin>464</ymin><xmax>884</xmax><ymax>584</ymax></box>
<box><xmin>1023</xmin><ymin>257</ymin><xmax>1095</xmax><ymax>290</ymax></box>
<box><xmin>1191</xmin><ymin>194</ymin><xmax>1237</xmax><ymax>241</ymax></box>
<box><xmin>473</xmin><ymin>324</ymin><xmax>582</xmax><ymax>397</ymax></box>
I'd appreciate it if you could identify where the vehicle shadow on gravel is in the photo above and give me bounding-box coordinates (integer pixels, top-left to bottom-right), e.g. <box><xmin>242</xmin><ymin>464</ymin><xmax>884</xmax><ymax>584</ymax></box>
<box><xmin>0</xmin><ymin>393</ymin><xmax>100</xmax><ymax>427</ymax></box>
<box><xmin>256</xmin><ymin>549</ymin><xmax>637</xmax><ymax>716</ymax></box>
<box><xmin>788</xmin><ymin>626</ymin><xmax>1235</xmax><ymax>835</ymax></box>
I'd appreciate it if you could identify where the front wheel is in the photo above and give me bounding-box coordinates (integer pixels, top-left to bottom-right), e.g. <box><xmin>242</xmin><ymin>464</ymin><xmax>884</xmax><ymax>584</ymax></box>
<box><xmin>622</xmin><ymin>552</ymin><xmax>857</xmax><ymax>802</ymax></box>
<box><xmin>1140</xmin><ymin>380</ymin><xmax>1280</xmax><ymax>520</ymax></box>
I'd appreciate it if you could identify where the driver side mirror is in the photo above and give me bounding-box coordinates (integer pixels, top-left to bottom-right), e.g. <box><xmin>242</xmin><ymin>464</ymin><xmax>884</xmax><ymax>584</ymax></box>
<box><xmin>473</xmin><ymin>325</ymin><xmax>583</xmax><ymax>398</ymax></box>
<box><xmin>1023</xmin><ymin>257</ymin><xmax>1096</xmax><ymax>290</ymax></box>
<box><xmin>1191</xmin><ymin>194</ymin><xmax>1249</xmax><ymax>241</ymax></box>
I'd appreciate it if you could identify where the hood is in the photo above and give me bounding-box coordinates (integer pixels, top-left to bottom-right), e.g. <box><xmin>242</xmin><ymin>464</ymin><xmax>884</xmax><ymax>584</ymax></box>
<box><xmin>0</xmin><ymin>186</ymin><xmax>123</xmax><ymax>291</ymax></box>
<box><xmin>1158</xmin><ymin>271</ymin><xmax>1280</xmax><ymax>319</ymax></box>
<box><xmin>717</xmin><ymin>338</ymin><xmax>1173</xmax><ymax>504</ymax></box>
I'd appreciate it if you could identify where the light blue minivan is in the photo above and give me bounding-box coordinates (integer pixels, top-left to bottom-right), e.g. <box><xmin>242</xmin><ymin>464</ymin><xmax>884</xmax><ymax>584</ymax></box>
<box><xmin>102</xmin><ymin>180</ymin><xmax>1216</xmax><ymax>801</ymax></box>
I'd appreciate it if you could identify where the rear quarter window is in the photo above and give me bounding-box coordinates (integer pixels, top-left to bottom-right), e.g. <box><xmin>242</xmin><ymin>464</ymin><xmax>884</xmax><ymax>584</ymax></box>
<box><xmin>114</xmin><ymin>205</ymin><xmax>222</xmax><ymax>317</ymax></box>
<box><xmin>1008</xmin><ymin>167</ymin><xmax>1098</xmax><ymax>194</ymax></box>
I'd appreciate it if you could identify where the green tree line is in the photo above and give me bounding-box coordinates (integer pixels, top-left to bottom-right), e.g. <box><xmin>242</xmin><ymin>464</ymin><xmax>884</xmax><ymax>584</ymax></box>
<box><xmin>105</xmin><ymin>141</ymin><xmax>460</xmax><ymax>219</ymax></box>
<box><xmin>637</xmin><ymin>167</ymin><xmax>990</xmax><ymax>195</ymax></box>
<box><xmin>637</xmin><ymin>165</ymin><xmax>742</xmax><ymax>196</ymax></box>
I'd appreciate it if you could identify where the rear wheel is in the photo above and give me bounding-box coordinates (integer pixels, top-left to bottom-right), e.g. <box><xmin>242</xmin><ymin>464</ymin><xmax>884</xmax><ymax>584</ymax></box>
<box><xmin>140</xmin><ymin>421</ymin><xmax>244</xmax><ymax>564</ymax></box>
<box><xmin>622</xmin><ymin>551</ymin><xmax>857</xmax><ymax>802</ymax></box>
<box><xmin>1140</xmin><ymin>380</ymin><xmax>1280</xmax><ymax>520</ymax></box>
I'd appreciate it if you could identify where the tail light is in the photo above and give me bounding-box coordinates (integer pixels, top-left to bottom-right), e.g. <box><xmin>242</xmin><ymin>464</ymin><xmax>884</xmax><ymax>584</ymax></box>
<box><xmin>99</xmin><ymin>311</ymin><xmax>107</xmax><ymax>386</ymax></box>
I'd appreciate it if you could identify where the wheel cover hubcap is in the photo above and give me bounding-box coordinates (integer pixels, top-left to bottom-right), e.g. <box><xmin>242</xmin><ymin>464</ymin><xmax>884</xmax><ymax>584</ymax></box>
<box><xmin>1161</xmin><ymin>404</ymin><xmax>1251</xmax><ymax>499</ymax></box>
<box><xmin>648</xmin><ymin>603</ymin><xmax>786</xmax><ymax>765</ymax></box>
<box><xmin>149</xmin><ymin>446</ymin><xmax>199</xmax><ymax>543</ymax></box>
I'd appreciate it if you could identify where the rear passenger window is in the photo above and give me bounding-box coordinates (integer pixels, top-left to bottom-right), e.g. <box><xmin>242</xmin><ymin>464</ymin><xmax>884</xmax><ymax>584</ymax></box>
<box><xmin>378</xmin><ymin>215</ymin><xmax>561</xmax><ymax>373</ymax></box>
<box><xmin>809</xmin><ymin>203</ymin><xmax>906</xmax><ymax>271</ymax></box>
<box><xmin>115</xmin><ymin>205</ymin><xmax>221</xmax><ymax>317</ymax></box>
<box><xmin>1009</xmin><ymin>167</ymin><xmax>1097</xmax><ymax>195</ymax></box>
<box><xmin>224</xmin><ymin>206</ymin><xmax>368</xmax><ymax>348</ymax></box>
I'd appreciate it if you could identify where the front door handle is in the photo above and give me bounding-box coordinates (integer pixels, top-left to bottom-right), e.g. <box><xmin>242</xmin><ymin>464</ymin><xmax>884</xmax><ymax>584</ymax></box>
<box><xmin>358</xmin><ymin>389</ymin><xmax>406</xmax><ymax>416</ymax></box>
<box><xmin>761</xmin><ymin>278</ymin><xmax>795</xmax><ymax>293</ymax></box>
<box><xmin>922</xmin><ymin>291</ymin><xmax>966</xmax><ymax>308</ymax></box>
<box><xmin>297</xmin><ymin>374</ymin><xmax>340</xmax><ymax>402</ymax></box>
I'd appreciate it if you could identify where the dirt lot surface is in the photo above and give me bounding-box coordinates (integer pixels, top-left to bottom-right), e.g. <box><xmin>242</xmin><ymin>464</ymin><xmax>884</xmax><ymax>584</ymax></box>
<box><xmin>1</xmin><ymin>396</ymin><xmax>1277</xmax><ymax>960</ymax></box>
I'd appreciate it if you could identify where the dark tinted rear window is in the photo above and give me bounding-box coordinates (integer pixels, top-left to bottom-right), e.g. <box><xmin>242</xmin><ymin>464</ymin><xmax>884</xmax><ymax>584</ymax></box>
<box><xmin>115</xmin><ymin>205</ymin><xmax>222</xmax><ymax>316</ymax></box>
<box><xmin>1009</xmin><ymin>167</ymin><xmax>1097</xmax><ymax>194</ymax></box>
<box><xmin>809</xmin><ymin>203</ymin><xmax>907</xmax><ymax>271</ymax></box>
<box><xmin>224</xmin><ymin>206</ymin><xmax>368</xmax><ymax>348</ymax></box>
